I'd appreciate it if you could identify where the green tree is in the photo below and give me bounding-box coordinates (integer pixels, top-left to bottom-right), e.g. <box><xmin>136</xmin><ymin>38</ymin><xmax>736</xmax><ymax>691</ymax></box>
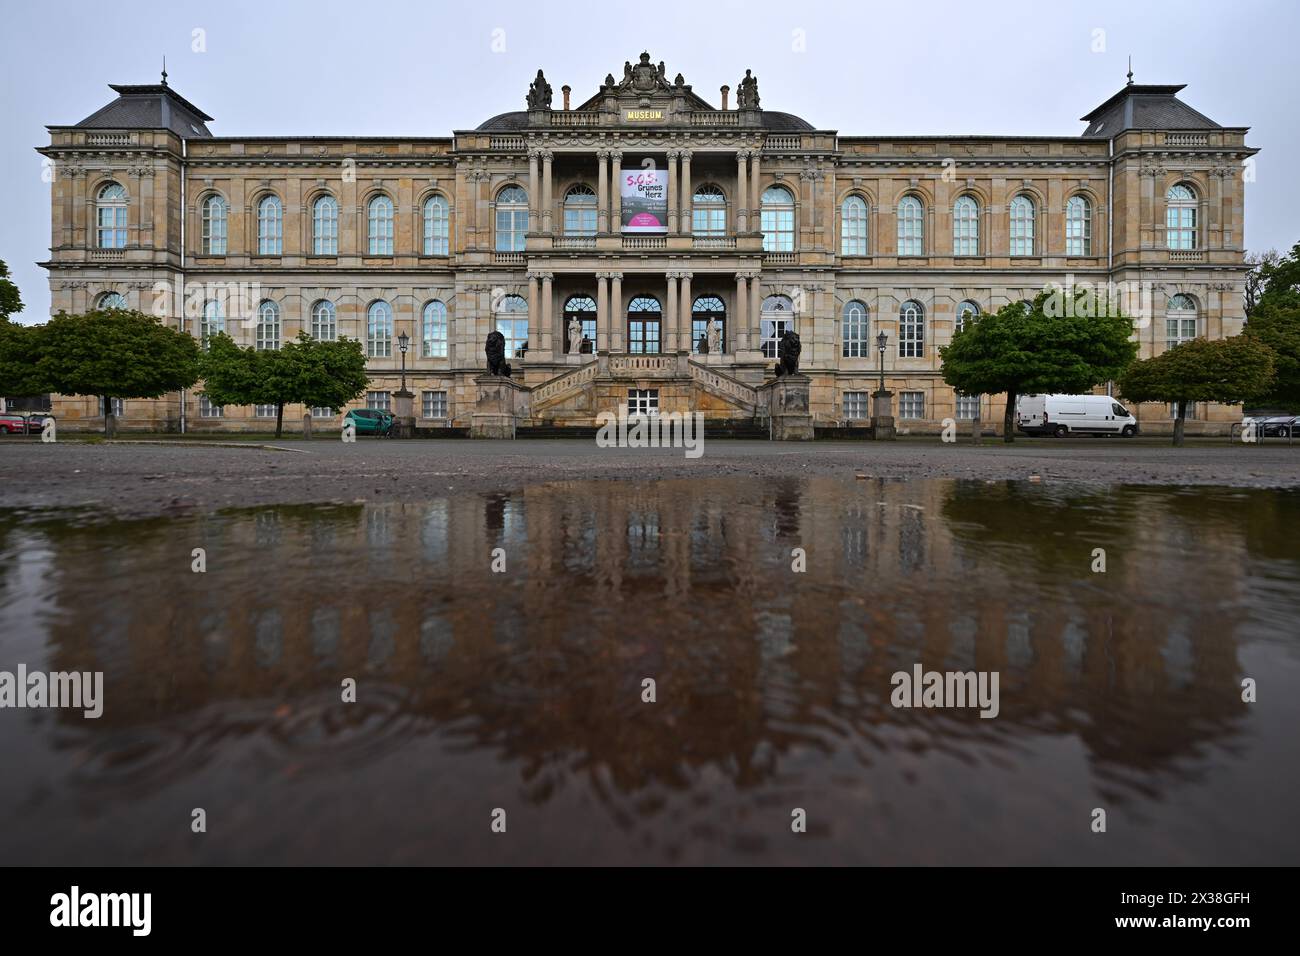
<box><xmin>200</xmin><ymin>332</ymin><xmax>368</xmax><ymax>438</ymax></box>
<box><xmin>0</xmin><ymin>259</ymin><xmax>23</xmax><ymax>323</ymax></box>
<box><xmin>940</xmin><ymin>290</ymin><xmax>1138</xmax><ymax>443</ymax></box>
<box><xmin>35</xmin><ymin>310</ymin><xmax>200</xmax><ymax>434</ymax></box>
<box><xmin>1243</xmin><ymin>305</ymin><xmax>1300</xmax><ymax>410</ymax></box>
<box><xmin>1117</xmin><ymin>335</ymin><xmax>1276</xmax><ymax>446</ymax></box>
<box><xmin>1251</xmin><ymin>241</ymin><xmax>1300</xmax><ymax>313</ymax></box>
<box><xmin>0</xmin><ymin>321</ymin><xmax>48</xmax><ymax>398</ymax></box>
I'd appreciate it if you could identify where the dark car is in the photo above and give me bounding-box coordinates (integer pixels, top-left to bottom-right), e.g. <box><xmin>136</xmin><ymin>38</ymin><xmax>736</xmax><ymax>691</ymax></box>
<box><xmin>1257</xmin><ymin>415</ymin><xmax>1300</xmax><ymax>438</ymax></box>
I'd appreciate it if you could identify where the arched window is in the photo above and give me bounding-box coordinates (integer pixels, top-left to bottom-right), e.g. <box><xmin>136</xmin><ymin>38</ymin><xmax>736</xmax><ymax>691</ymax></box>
<box><xmin>564</xmin><ymin>294</ymin><xmax>597</xmax><ymax>354</ymax></box>
<box><xmin>96</xmin><ymin>291</ymin><xmax>128</xmax><ymax>310</ymax></box>
<box><xmin>1166</xmin><ymin>184</ymin><xmax>1198</xmax><ymax>250</ymax></box>
<box><xmin>841</xmin><ymin>195</ymin><xmax>868</xmax><ymax>256</ymax></box>
<box><xmin>760</xmin><ymin>294</ymin><xmax>795</xmax><ymax>359</ymax></box>
<box><xmin>692</xmin><ymin>184</ymin><xmax>726</xmax><ymax>236</ymax></box>
<box><xmin>312</xmin><ymin>195</ymin><xmax>338</xmax><ymax>255</ymax></box>
<box><xmin>256</xmin><ymin>195</ymin><xmax>282</xmax><ymax>255</ymax></box>
<box><xmin>423</xmin><ymin>194</ymin><xmax>449</xmax><ymax>255</ymax></box>
<box><xmin>761</xmin><ymin>185</ymin><xmax>795</xmax><ymax>252</ymax></box>
<box><xmin>310</xmin><ymin>300</ymin><xmax>336</xmax><ymax>341</ymax></box>
<box><xmin>368</xmin><ymin>195</ymin><xmax>394</xmax><ymax>255</ymax></box>
<box><xmin>897</xmin><ymin>195</ymin><xmax>923</xmax><ymax>256</ymax></box>
<box><xmin>201</xmin><ymin>194</ymin><xmax>227</xmax><ymax>254</ymax></box>
<box><xmin>955</xmin><ymin>300</ymin><xmax>980</xmax><ymax>334</ymax></box>
<box><xmin>899</xmin><ymin>300</ymin><xmax>924</xmax><ymax>358</ymax></box>
<box><xmin>1066</xmin><ymin>195</ymin><xmax>1092</xmax><ymax>256</ymax></box>
<box><xmin>367</xmin><ymin>300</ymin><xmax>393</xmax><ymax>357</ymax></box>
<box><xmin>691</xmin><ymin>295</ymin><xmax>726</xmax><ymax>354</ymax></box>
<box><xmin>842</xmin><ymin>300</ymin><xmax>870</xmax><ymax>357</ymax></box>
<box><xmin>96</xmin><ymin>183</ymin><xmax>127</xmax><ymax>249</ymax></box>
<box><xmin>255</xmin><ymin>300</ymin><xmax>280</xmax><ymax>350</ymax></box>
<box><xmin>495</xmin><ymin>185</ymin><xmax>528</xmax><ymax>252</ymax></box>
<box><xmin>953</xmin><ymin>195</ymin><xmax>979</xmax><ymax>256</ymax></box>
<box><xmin>495</xmin><ymin>294</ymin><xmax>529</xmax><ymax>357</ymax></box>
<box><xmin>1009</xmin><ymin>195</ymin><xmax>1035</xmax><ymax>256</ymax></box>
<box><xmin>563</xmin><ymin>185</ymin><xmax>597</xmax><ymax>236</ymax></box>
<box><xmin>422</xmin><ymin>300</ymin><xmax>448</xmax><ymax>357</ymax></box>
<box><xmin>1166</xmin><ymin>293</ymin><xmax>1198</xmax><ymax>348</ymax></box>
<box><xmin>627</xmin><ymin>296</ymin><xmax>662</xmax><ymax>354</ymax></box>
<box><xmin>200</xmin><ymin>298</ymin><xmax>224</xmax><ymax>349</ymax></box>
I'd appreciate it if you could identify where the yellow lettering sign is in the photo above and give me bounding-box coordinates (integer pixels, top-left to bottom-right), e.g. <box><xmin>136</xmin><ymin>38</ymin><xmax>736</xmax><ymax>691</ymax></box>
<box><xmin>624</xmin><ymin>109</ymin><xmax>664</xmax><ymax>122</ymax></box>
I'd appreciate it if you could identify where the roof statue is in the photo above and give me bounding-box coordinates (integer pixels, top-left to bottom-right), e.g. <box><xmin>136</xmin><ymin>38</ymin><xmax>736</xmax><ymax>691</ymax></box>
<box><xmin>738</xmin><ymin>69</ymin><xmax>760</xmax><ymax>109</ymax></box>
<box><xmin>526</xmin><ymin>69</ymin><xmax>552</xmax><ymax>109</ymax></box>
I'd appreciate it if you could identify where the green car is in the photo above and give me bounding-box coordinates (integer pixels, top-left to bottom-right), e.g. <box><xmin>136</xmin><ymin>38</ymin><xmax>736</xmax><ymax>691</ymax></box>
<box><xmin>343</xmin><ymin>407</ymin><xmax>395</xmax><ymax>436</ymax></box>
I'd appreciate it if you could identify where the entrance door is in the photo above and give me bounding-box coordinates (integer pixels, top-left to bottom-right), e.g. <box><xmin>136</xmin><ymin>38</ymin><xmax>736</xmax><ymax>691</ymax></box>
<box><xmin>627</xmin><ymin>296</ymin><xmax>661</xmax><ymax>354</ymax></box>
<box><xmin>564</xmin><ymin>294</ymin><xmax>597</xmax><ymax>354</ymax></box>
<box><xmin>691</xmin><ymin>295</ymin><xmax>726</xmax><ymax>354</ymax></box>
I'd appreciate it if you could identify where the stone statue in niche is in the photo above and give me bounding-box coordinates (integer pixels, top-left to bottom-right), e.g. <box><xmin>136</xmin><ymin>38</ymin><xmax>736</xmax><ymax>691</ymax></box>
<box><xmin>568</xmin><ymin>316</ymin><xmax>584</xmax><ymax>355</ymax></box>
<box><xmin>774</xmin><ymin>329</ymin><xmax>801</xmax><ymax>377</ymax></box>
<box><xmin>485</xmin><ymin>330</ymin><xmax>512</xmax><ymax>377</ymax></box>
<box><xmin>706</xmin><ymin>317</ymin><xmax>722</xmax><ymax>355</ymax></box>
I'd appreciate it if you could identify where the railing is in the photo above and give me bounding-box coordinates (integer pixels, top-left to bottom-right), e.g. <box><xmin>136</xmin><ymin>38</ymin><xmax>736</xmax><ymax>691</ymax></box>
<box><xmin>493</xmin><ymin>252</ymin><xmax>525</xmax><ymax>265</ymax></box>
<box><xmin>610</xmin><ymin>355</ymin><xmax>675</xmax><ymax>374</ymax></box>
<box><xmin>554</xmin><ymin>236</ymin><xmax>596</xmax><ymax>250</ymax></box>
<box><xmin>622</xmin><ymin>236</ymin><xmax>666</xmax><ymax>251</ymax></box>
<box><xmin>693</xmin><ymin>236</ymin><xmax>736</xmax><ymax>250</ymax></box>
<box><xmin>688</xmin><ymin>360</ymin><xmax>759</xmax><ymax>409</ymax></box>
<box><xmin>764</xmin><ymin>136</ymin><xmax>801</xmax><ymax>150</ymax></box>
<box><xmin>1165</xmin><ymin>133</ymin><xmax>1209</xmax><ymax>147</ymax></box>
<box><xmin>1169</xmin><ymin>250</ymin><xmax>1205</xmax><ymax>263</ymax></box>
<box><xmin>90</xmin><ymin>248</ymin><xmax>126</xmax><ymax>261</ymax></box>
<box><xmin>489</xmin><ymin>136</ymin><xmax>525</xmax><ymax>151</ymax></box>
<box><xmin>551</xmin><ymin>112</ymin><xmax>602</xmax><ymax>127</ymax></box>
<box><xmin>763</xmin><ymin>251</ymin><xmax>796</xmax><ymax>264</ymax></box>
<box><xmin>532</xmin><ymin>361</ymin><xmax>597</xmax><ymax>406</ymax></box>
<box><xmin>690</xmin><ymin>111</ymin><xmax>739</xmax><ymax>126</ymax></box>
<box><xmin>87</xmin><ymin>132</ymin><xmax>133</xmax><ymax>147</ymax></box>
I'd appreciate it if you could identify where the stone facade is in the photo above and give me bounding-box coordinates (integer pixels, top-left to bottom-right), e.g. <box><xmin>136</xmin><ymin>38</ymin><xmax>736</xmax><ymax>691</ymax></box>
<box><xmin>37</xmin><ymin>60</ymin><xmax>1257</xmax><ymax>434</ymax></box>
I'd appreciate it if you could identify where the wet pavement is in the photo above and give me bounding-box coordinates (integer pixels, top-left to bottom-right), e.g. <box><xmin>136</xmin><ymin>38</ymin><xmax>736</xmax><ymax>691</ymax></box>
<box><xmin>1</xmin><ymin>476</ymin><xmax>1298</xmax><ymax>864</ymax></box>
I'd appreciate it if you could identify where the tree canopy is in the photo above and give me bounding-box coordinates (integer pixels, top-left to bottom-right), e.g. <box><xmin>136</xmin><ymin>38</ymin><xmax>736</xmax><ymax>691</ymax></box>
<box><xmin>0</xmin><ymin>259</ymin><xmax>23</xmax><ymax>323</ymax></box>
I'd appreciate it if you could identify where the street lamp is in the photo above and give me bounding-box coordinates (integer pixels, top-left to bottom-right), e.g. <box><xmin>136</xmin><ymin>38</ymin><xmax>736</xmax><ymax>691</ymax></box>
<box><xmin>397</xmin><ymin>330</ymin><xmax>410</xmax><ymax>393</ymax></box>
<box><xmin>876</xmin><ymin>330</ymin><xmax>888</xmax><ymax>392</ymax></box>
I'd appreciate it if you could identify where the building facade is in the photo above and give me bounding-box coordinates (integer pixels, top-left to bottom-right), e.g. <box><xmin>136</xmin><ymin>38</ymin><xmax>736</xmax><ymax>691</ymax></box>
<box><xmin>38</xmin><ymin>54</ymin><xmax>1257</xmax><ymax>433</ymax></box>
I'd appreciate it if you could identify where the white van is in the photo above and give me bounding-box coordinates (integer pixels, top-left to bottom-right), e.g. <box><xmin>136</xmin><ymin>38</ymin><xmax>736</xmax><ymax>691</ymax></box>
<box><xmin>1016</xmin><ymin>394</ymin><xmax>1138</xmax><ymax>437</ymax></box>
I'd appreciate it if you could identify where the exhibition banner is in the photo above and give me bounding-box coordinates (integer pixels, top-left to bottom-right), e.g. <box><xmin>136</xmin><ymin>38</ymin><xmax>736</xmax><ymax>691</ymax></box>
<box><xmin>621</xmin><ymin>168</ymin><xmax>668</xmax><ymax>232</ymax></box>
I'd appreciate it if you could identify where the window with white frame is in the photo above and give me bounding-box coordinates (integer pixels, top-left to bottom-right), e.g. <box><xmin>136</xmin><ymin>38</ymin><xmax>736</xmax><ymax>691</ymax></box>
<box><xmin>955</xmin><ymin>300</ymin><xmax>980</xmax><ymax>334</ymax></box>
<box><xmin>563</xmin><ymin>184</ymin><xmax>597</xmax><ymax>236</ymax></box>
<box><xmin>311</xmin><ymin>299</ymin><xmax>336</xmax><ymax>341</ymax></box>
<box><xmin>199</xmin><ymin>395</ymin><xmax>223</xmax><ymax>418</ymax></box>
<box><xmin>953</xmin><ymin>195</ymin><xmax>979</xmax><ymax>256</ymax></box>
<box><xmin>1009</xmin><ymin>194</ymin><xmax>1035</xmax><ymax>256</ymax></box>
<box><xmin>201</xmin><ymin>194</ymin><xmax>227</xmax><ymax>254</ymax></box>
<box><xmin>899</xmin><ymin>391</ymin><xmax>925</xmax><ymax>419</ymax></box>
<box><xmin>843</xmin><ymin>391</ymin><xmax>870</xmax><ymax>419</ymax></box>
<box><xmin>761</xmin><ymin>185</ymin><xmax>795</xmax><ymax>252</ymax></box>
<box><xmin>200</xmin><ymin>298</ymin><xmax>224</xmax><ymax>349</ymax></box>
<box><xmin>312</xmin><ymin>195</ymin><xmax>338</xmax><ymax>255</ymax></box>
<box><xmin>956</xmin><ymin>393</ymin><xmax>980</xmax><ymax>420</ymax></box>
<box><xmin>1166</xmin><ymin>294</ymin><xmax>1198</xmax><ymax>349</ymax></box>
<box><xmin>1168</xmin><ymin>402</ymin><xmax>1198</xmax><ymax>419</ymax></box>
<box><xmin>257</xmin><ymin>195</ymin><xmax>282</xmax><ymax>254</ymax></box>
<box><xmin>367</xmin><ymin>300</ymin><xmax>393</xmax><ymax>357</ymax></box>
<box><xmin>422</xmin><ymin>390</ymin><xmax>448</xmax><ymax>418</ymax></box>
<box><xmin>495</xmin><ymin>294</ymin><xmax>529</xmax><ymax>357</ymax></box>
<box><xmin>254</xmin><ymin>404</ymin><xmax>277</xmax><ymax>418</ymax></box>
<box><xmin>627</xmin><ymin>296</ymin><xmax>661</xmax><ymax>355</ymax></box>
<box><xmin>310</xmin><ymin>406</ymin><xmax>334</xmax><ymax>418</ymax></box>
<box><xmin>567</xmin><ymin>295</ymin><xmax>598</xmax><ymax>353</ymax></box>
<box><xmin>842</xmin><ymin>299</ymin><xmax>870</xmax><ymax>357</ymax></box>
<box><xmin>899</xmin><ymin>300</ymin><xmax>925</xmax><ymax>357</ymax></box>
<box><xmin>423</xmin><ymin>194</ymin><xmax>450</xmax><ymax>255</ymax></box>
<box><xmin>897</xmin><ymin>195</ymin><xmax>923</xmax><ymax>256</ymax></box>
<box><xmin>692</xmin><ymin>184</ymin><xmax>726</xmax><ymax>236</ymax></box>
<box><xmin>422</xmin><ymin>300</ymin><xmax>448</xmax><ymax>357</ymax></box>
<box><xmin>841</xmin><ymin>195</ymin><xmax>868</xmax><ymax>255</ymax></box>
<box><xmin>97</xmin><ymin>291</ymin><xmax>127</xmax><ymax>310</ymax></box>
<box><xmin>366</xmin><ymin>391</ymin><xmax>391</xmax><ymax>412</ymax></box>
<box><xmin>1066</xmin><ymin>195</ymin><xmax>1092</xmax><ymax>256</ymax></box>
<box><xmin>760</xmin><ymin>295</ymin><xmax>794</xmax><ymax>359</ymax></box>
<box><xmin>255</xmin><ymin>300</ymin><xmax>280</xmax><ymax>350</ymax></box>
<box><xmin>368</xmin><ymin>195</ymin><xmax>394</xmax><ymax>254</ymax></box>
<box><xmin>627</xmin><ymin>388</ymin><xmax>659</xmax><ymax>416</ymax></box>
<box><xmin>108</xmin><ymin>397</ymin><xmax>124</xmax><ymax>417</ymax></box>
<box><xmin>495</xmin><ymin>185</ymin><xmax>528</xmax><ymax>252</ymax></box>
<box><xmin>96</xmin><ymin>183</ymin><xmax>128</xmax><ymax>249</ymax></box>
<box><xmin>1166</xmin><ymin>184</ymin><xmax>1198</xmax><ymax>250</ymax></box>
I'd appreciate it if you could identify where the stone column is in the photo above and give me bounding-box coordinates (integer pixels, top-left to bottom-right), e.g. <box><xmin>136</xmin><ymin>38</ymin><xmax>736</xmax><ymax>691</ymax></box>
<box><xmin>735</xmin><ymin>272</ymin><xmax>749</xmax><ymax>351</ymax></box>
<box><xmin>610</xmin><ymin>151</ymin><xmax>623</xmax><ymax>234</ymax></box>
<box><xmin>736</xmin><ymin>150</ymin><xmax>750</xmax><ymax>232</ymax></box>
<box><xmin>749</xmin><ymin>271</ymin><xmax>763</xmax><ymax>354</ymax></box>
<box><xmin>596</xmin><ymin>272</ymin><xmax>609</xmax><ymax>352</ymax></box>
<box><xmin>528</xmin><ymin>150</ymin><xmax>540</xmax><ymax>233</ymax></box>
<box><xmin>597</xmin><ymin>149</ymin><xmax>610</xmax><ymax>234</ymax></box>
<box><xmin>750</xmin><ymin>149</ymin><xmax>762</xmax><ymax>221</ymax></box>
<box><xmin>541</xmin><ymin>149</ymin><xmax>554</xmax><ymax>234</ymax></box>
<box><xmin>679</xmin><ymin>272</ymin><xmax>693</xmax><ymax>353</ymax></box>
<box><xmin>680</xmin><ymin>150</ymin><xmax>693</xmax><ymax>236</ymax></box>
<box><xmin>665</xmin><ymin>272</ymin><xmax>679</xmax><ymax>352</ymax></box>
<box><xmin>541</xmin><ymin>272</ymin><xmax>554</xmax><ymax>358</ymax></box>
<box><xmin>528</xmin><ymin>273</ymin><xmax>540</xmax><ymax>357</ymax></box>
<box><xmin>610</xmin><ymin>272</ymin><xmax>624</xmax><ymax>352</ymax></box>
<box><xmin>667</xmin><ymin>149</ymin><xmax>679</xmax><ymax>235</ymax></box>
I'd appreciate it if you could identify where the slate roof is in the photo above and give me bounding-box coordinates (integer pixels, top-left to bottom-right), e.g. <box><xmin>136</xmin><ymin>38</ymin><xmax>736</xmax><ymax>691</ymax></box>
<box><xmin>1080</xmin><ymin>84</ymin><xmax>1222</xmax><ymax>138</ymax></box>
<box><xmin>69</xmin><ymin>84</ymin><xmax>214</xmax><ymax>138</ymax></box>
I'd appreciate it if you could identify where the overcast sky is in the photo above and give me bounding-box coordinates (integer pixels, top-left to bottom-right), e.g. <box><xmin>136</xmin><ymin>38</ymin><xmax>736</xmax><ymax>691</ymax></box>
<box><xmin>2</xmin><ymin>0</ymin><xmax>1296</xmax><ymax>323</ymax></box>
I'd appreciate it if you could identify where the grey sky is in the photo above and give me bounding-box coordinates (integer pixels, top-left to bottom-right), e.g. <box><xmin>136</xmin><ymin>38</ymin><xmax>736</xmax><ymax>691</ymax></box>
<box><xmin>3</xmin><ymin>0</ymin><xmax>1296</xmax><ymax>323</ymax></box>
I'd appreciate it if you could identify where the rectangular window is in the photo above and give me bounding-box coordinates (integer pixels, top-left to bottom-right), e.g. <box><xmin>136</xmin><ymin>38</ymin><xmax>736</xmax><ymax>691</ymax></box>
<box><xmin>899</xmin><ymin>314</ymin><xmax>924</xmax><ymax>358</ymax></box>
<box><xmin>693</xmin><ymin>205</ymin><xmax>726</xmax><ymax>237</ymax></box>
<box><xmin>843</xmin><ymin>391</ymin><xmax>870</xmax><ymax>419</ymax></box>
<box><xmin>627</xmin><ymin>389</ymin><xmax>659</xmax><ymax>416</ymax></box>
<box><xmin>691</xmin><ymin>317</ymin><xmax>724</xmax><ymax>354</ymax></box>
<box><xmin>956</xmin><ymin>393</ymin><xmax>980</xmax><ymax>420</ymax></box>
<box><xmin>842</xmin><ymin>307</ymin><xmax>869</xmax><ymax>357</ymax></box>
<box><xmin>310</xmin><ymin>406</ymin><xmax>334</xmax><ymax>418</ymax></box>
<box><xmin>899</xmin><ymin>392</ymin><xmax>925</xmax><ymax>420</ymax></box>
<box><xmin>366</xmin><ymin>391</ymin><xmax>391</xmax><ymax>412</ymax></box>
<box><xmin>254</xmin><ymin>404</ymin><xmax>277</xmax><ymax>418</ymax></box>
<box><xmin>496</xmin><ymin>208</ymin><xmax>526</xmax><ymax>252</ymax></box>
<box><xmin>1166</xmin><ymin>318</ymin><xmax>1197</xmax><ymax>349</ymax></box>
<box><xmin>108</xmin><ymin>397</ymin><xmax>124</xmax><ymax>417</ymax></box>
<box><xmin>422</xmin><ymin>390</ymin><xmax>448</xmax><ymax>418</ymax></box>
<box><xmin>760</xmin><ymin>317</ymin><xmax>792</xmax><ymax>360</ymax></box>
<box><xmin>628</xmin><ymin>318</ymin><xmax>661</xmax><ymax>355</ymax></box>
<box><xmin>1168</xmin><ymin>402</ymin><xmax>1198</xmax><ymax>420</ymax></box>
<box><xmin>97</xmin><ymin>207</ymin><xmax>127</xmax><ymax>249</ymax></box>
<box><xmin>199</xmin><ymin>395</ymin><xmax>223</xmax><ymax>418</ymax></box>
<box><xmin>761</xmin><ymin>206</ymin><xmax>795</xmax><ymax>252</ymax></box>
<box><xmin>496</xmin><ymin>318</ymin><xmax>529</xmax><ymax>358</ymax></box>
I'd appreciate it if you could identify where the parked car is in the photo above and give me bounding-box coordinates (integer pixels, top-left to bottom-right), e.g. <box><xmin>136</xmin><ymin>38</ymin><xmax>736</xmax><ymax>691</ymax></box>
<box><xmin>1017</xmin><ymin>394</ymin><xmax>1138</xmax><ymax>437</ymax></box>
<box><xmin>342</xmin><ymin>407</ymin><xmax>394</xmax><ymax>436</ymax></box>
<box><xmin>0</xmin><ymin>412</ymin><xmax>51</xmax><ymax>435</ymax></box>
<box><xmin>1256</xmin><ymin>415</ymin><xmax>1300</xmax><ymax>438</ymax></box>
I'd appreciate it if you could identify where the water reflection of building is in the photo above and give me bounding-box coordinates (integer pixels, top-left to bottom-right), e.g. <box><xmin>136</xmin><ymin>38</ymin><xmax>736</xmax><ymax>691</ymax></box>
<box><xmin>14</xmin><ymin>480</ymin><xmax>1294</xmax><ymax>802</ymax></box>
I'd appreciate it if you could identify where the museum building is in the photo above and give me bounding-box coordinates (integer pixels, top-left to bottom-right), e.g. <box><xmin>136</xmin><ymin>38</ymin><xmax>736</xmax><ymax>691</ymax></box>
<box><xmin>37</xmin><ymin>53</ymin><xmax>1257</xmax><ymax>433</ymax></box>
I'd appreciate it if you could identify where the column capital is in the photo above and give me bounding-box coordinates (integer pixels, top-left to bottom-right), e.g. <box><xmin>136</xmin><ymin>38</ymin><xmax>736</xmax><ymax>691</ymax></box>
<box><xmin>608</xmin><ymin>271</ymin><xmax>623</xmax><ymax>281</ymax></box>
<box><xmin>528</xmin><ymin>148</ymin><xmax>542</xmax><ymax>160</ymax></box>
<box><xmin>597</xmin><ymin>148</ymin><xmax>611</xmax><ymax>160</ymax></box>
<box><xmin>540</xmin><ymin>149</ymin><xmax>555</xmax><ymax>162</ymax></box>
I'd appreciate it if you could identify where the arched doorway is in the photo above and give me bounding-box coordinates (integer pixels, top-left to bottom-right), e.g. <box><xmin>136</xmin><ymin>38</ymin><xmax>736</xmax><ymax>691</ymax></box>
<box><xmin>627</xmin><ymin>296</ymin><xmax>661</xmax><ymax>354</ymax></box>
<box><xmin>760</xmin><ymin>294</ymin><xmax>794</xmax><ymax>359</ymax></box>
<box><xmin>564</xmin><ymin>294</ymin><xmax>597</xmax><ymax>354</ymax></box>
<box><xmin>692</xmin><ymin>295</ymin><xmax>726</xmax><ymax>354</ymax></box>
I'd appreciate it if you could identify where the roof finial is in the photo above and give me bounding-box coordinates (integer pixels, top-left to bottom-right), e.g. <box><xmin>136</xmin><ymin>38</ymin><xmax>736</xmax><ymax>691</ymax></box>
<box><xmin>161</xmin><ymin>56</ymin><xmax>168</xmax><ymax>87</ymax></box>
<box><xmin>1126</xmin><ymin>55</ymin><xmax>1133</xmax><ymax>87</ymax></box>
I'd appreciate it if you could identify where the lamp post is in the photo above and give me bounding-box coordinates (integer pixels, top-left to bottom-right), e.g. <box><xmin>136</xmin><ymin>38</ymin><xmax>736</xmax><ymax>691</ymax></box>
<box><xmin>872</xmin><ymin>330</ymin><xmax>895</xmax><ymax>441</ymax></box>
<box><xmin>397</xmin><ymin>330</ymin><xmax>410</xmax><ymax>393</ymax></box>
<box><xmin>876</xmin><ymin>330</ymin><xmax>887</xmax><ymax>392</ymax></box>
<box><xmin>393</xmin><ymin>330</ymin><xmax>413</xmax><ymax>438</ymax></box>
